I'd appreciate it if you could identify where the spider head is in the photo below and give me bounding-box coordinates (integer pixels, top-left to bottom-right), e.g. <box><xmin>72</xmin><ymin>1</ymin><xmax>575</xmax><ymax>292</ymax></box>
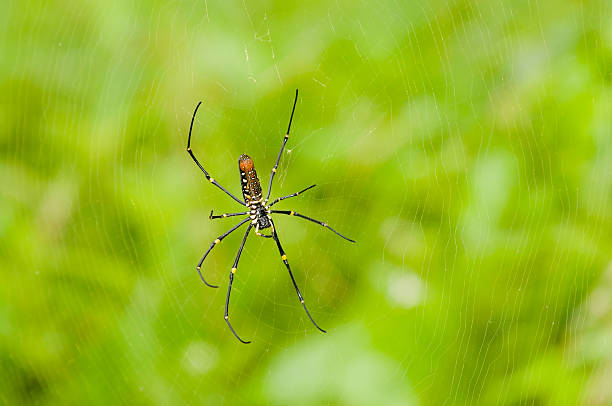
<box><xmin>239</xmin><ymin>154</ymin><xmax>254</xmax><ymax>172</ymax></box>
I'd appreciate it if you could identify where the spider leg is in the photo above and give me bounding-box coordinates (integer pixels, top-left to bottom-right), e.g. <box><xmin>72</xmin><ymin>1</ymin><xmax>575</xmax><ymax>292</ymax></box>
<box><xmin>209</xmin><ymin>210</ymin><xmax>249</xmax><ymax>220</ymax></box>
<box><xmin>187</xmin><ymin>101</ymin><xmax>246</xmax><ymax>206</ymax></box>
<box><xmin>267</xmin><ymin>184</ymin><xmax>316</xmax><ymax>208</ymax></box>
<box><xmin>265</xmin><ymin>90</ymin><xmax>298</xmax><ymax>203</ymax></box>
<box><xmin>196</xmin><ymin>217</ymin><xmax>250</xmax><ymax>288</ymax></box>
<box><xmin>254</xmin><ymin>222</ymin><xmax>275</xmax><ymax>238</ymax></box>
<box><xmin>270</xmin><ymin>219</ymin><xmax>326</xmax><ymax>334</ymax></box>
<box><xmin>270</xmin><ymin>210</ymin><xmax>355</xmax><ymax>242</ymax></box>
<box><xmin>225</xmin><ymin>224</ymin><xmax>253</xmax><ymax>344</ymax></box>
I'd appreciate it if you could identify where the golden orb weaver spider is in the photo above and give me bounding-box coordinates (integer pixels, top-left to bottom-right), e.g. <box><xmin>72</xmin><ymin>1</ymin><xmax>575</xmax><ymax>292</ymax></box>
<box><xmin>187</xmin><ymin>90</ymin><xmax>355</xmax><ymax>343</ymax></box>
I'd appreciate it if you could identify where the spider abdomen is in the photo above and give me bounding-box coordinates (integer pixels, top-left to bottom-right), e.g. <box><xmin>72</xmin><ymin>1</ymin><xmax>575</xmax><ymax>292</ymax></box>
<box><xmin>239</xmin><ymin>154</ymin><xmax>262</xmax><ymax>202</ymax></box>
<box><xmin>240</xmin><ymin>154</ymin><xmax>271</xmax><ymax>230</ymax></box>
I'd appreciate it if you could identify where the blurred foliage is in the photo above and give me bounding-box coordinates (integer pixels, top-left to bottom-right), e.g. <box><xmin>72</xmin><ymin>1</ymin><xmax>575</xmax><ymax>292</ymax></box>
<box><xmin>1</xmin><ymin>0</ymin><xmax>612</xmax><ymax>404</ymax></box>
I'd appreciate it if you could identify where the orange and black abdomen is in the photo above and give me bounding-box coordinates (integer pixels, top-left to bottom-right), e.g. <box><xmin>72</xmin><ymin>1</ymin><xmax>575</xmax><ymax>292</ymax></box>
<box><xmin>239</xmin><ymin>154</ymin><xmax>262</xmax><ymax>203</ymax></box>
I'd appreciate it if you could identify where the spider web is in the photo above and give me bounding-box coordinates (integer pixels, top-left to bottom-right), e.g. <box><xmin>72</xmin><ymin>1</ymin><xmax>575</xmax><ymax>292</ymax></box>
<box><xmin>2</xmin><ymin>0</ymin><xmax>612</xmax><ymax>405</ymax></box>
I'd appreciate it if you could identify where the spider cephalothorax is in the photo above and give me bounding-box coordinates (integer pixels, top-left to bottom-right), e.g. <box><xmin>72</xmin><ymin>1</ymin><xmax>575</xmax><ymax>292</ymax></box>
<box><xmin>186</xmin><ymin>90</ymin><xmax>355</xmax><ymax>343</ymax></box>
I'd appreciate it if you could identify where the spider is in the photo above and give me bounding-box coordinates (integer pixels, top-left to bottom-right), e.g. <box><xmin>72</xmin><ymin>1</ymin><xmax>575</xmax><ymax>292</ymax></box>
<box><xmin>187</xmin><ymin>90</ymin><xmax>355</xmax><ymax>343</ymax></box>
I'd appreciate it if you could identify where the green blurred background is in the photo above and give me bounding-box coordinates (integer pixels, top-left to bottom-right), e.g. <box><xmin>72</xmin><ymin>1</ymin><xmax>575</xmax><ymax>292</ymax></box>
<box><xmin>2</xmin><ymin>0</ymin><xmax>612</xmax><ymax>404</ymax></box>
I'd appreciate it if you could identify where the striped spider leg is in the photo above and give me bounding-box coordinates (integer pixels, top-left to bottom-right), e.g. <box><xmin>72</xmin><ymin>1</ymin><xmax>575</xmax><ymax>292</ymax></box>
<box><xmin>224</xmin><ymin>223</ymin><xmax>253</xmax><ymax>343</ymax></box>
<box><xmin>269</xmin><ymin>219</ymin><xmax>327</xmax><ymax>333</ymax></box>
<box><xmin>195</xmin><ymin>217</ymin><xmax>249</xmax><ymax>288</ymax></box>
<box><xmin>187</xmin><ymin>101</ymin><xmax>246</xmax><ymax>206</ymax></box>
<box><xmin>269</xmin><ymin>210</ymin><xmax>355</xmax><ymax>242</ymax></box>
